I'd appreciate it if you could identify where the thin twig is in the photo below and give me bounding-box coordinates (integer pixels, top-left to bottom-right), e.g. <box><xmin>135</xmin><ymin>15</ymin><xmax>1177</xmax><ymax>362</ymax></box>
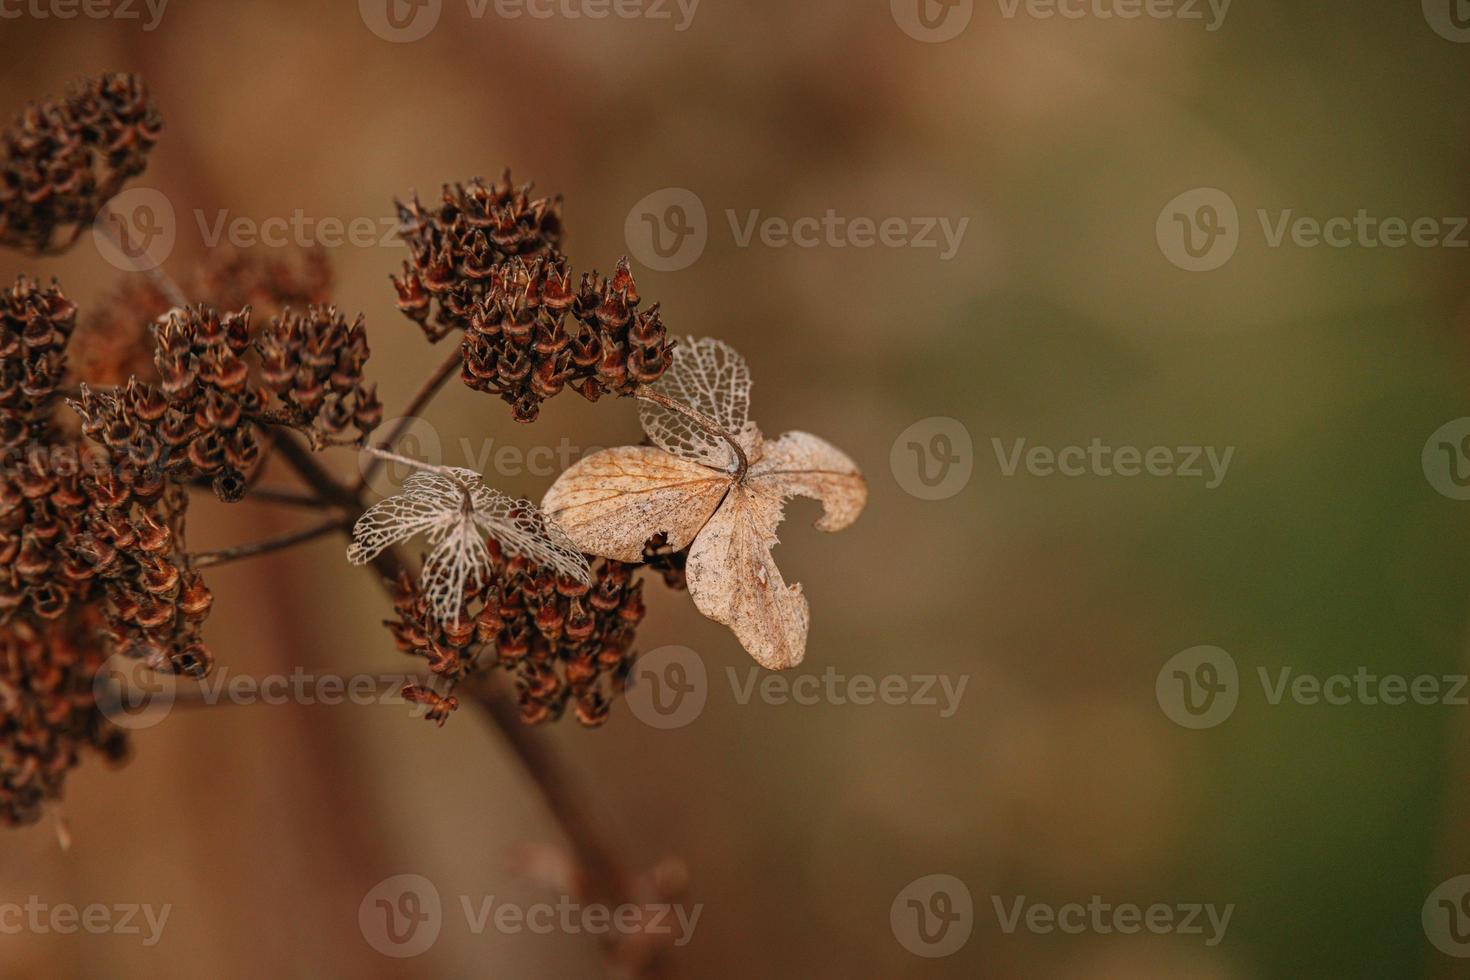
<box><xmin>186</xmin><ymin>515</ymin><xmax>349</xmax><ymax>569</ymax></box>
<box><xmin>243</xmin><ymin>486</ymin><xmax>338</xmax><ymax>510</ymax></box>
<box><xmin>634</xmin><ymin>384</ymin><xmax>748</xmax><ymax>479</ymax></box>
<box><xmin>355</xmin><ymin>345</ymin><xmax>463</xmax><ymax>492</ymax></box>
<box><xmin>92</xmin><ymin>207</ymin><xmax>190</xmax><ymax>308</ymax></box>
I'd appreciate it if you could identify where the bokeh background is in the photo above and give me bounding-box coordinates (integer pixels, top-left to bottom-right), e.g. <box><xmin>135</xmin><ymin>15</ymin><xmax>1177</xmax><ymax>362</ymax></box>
<box><xmin>4</xmin><ymin>1</ymin><xmax>1470</xmax><ymax>976</ymax></box>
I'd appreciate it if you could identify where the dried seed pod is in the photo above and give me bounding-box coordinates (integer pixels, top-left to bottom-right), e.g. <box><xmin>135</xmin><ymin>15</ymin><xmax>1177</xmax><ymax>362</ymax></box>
<box><xmin>456</xmin><ymin>255</ymin><xmax>675</xmax><ymax>422</ymax></box>
<box><xmin>392</xmin><ymin>171</ymin><xmax>563</xmax><ymax>340</ymax></box>
<box><xmin>383</xmin><ymin>540</ymin><xmax>648</xmax><ymax>728</ymax></box>
<box><xmin>0</xmin><ymin>73</ymin><xmax>162</xmax><ymax>255</ymax></box>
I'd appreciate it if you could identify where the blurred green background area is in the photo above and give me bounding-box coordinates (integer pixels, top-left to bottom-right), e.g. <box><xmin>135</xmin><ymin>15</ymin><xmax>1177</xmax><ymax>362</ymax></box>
<box><xmin>4</xmin><ymin>1</ymin><xmax>1470</xmax><ymax>977</ymax></box>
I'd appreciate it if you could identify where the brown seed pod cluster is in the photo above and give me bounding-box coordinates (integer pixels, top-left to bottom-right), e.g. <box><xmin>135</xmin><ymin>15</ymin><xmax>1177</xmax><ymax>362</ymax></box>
<box><xmin>72</xmin><ymin>247</ymin><xmax>335</xmax><ymax>388</ymax></box>
<box><xmin>460</xmin><ymin>255</ymin><xmax>675</xmax><ymax>422</ymax></box>
<box><xmin>2</xmin><ymin>275</ymin><xmax>214</xmax><ymax>826</ymax></box>
<box><xmin>1</xmin><ymin>275</ymin><xmax>77</xmax><ymax>453</ymax></box>
<box><xmin>73</xmin><ymin>303</ymin><xmax>381</xmax><ymax>501</ymax></box>
<box><xmin>392</xmin><ymin>171</ymin><xmax>564</xmax><ymax>342</ymax></box>
<box><xmin>0</xmin><ymin>73</ymin><xmax>162</xmax><ymax>255</ymax></box>
<box><xmin>385</xmin><ymin>540</ymin><xmax>647</xmax><ymax>727</ymax></box>
<box><xmin>1</xmin><ymin>610</ymin><xmax>130</xmax><ymax>828</ymax></box>
<box><xmin>391</xmin><ymin>172</ymin><xmax>674</xmax><ymax>422</ymax></box>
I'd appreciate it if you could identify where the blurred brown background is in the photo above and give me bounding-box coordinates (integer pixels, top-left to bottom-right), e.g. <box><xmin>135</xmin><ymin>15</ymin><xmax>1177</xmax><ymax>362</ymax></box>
<box><xmin>5</xmin><ymin>1</ymin><xmax>1470</xmax><ymax>977</ymax></box>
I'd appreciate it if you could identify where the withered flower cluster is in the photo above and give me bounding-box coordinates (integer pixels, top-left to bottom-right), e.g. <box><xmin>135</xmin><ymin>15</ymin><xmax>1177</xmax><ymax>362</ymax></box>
<box><xmin>1</xmin><ymin>275</ymin><xmax>210</xmax><ymax>826</ymax></box>
<box><xmin>391</xmin><ymin>173</ymin><xmax>675</xmax><ymax>421</ymax></box>
<box><xmin>0</xmin><ymin>73</ymin><xmax>162</xmax><ymax>254</ymax></box>
<box><xmin>386</xmin><ymin>541</ymin><xmax>646</xmax><ymax>727</ymax></box>
<box><xmin>73</xmin><ymin>247</ymin><xmax>334</xmax><ymax>387</ymax></box>
<box><xmin>73</xmin><ymin>303</ymin><xmax>381</xmax><ymax>501</ymax></box>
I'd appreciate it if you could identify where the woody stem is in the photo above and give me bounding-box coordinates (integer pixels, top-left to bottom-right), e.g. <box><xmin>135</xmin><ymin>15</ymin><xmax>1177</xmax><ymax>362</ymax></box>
<box><xmin>263</xmin><ymin>423</ymin><xmax>637</xmax><ymax>927</ymax></box>
<box><xmin>634</xmin><ymin>385</ymin><xmax>748</xmax><ymax>480</ymax></box>
<box><xmin>355</xmin><ymin>345</ymin><xmax>463</xmax><ymax>492</ymax></box>
<box><xmin>186</xmin><ymin>515</ymin><xmax>351</xmax><ymax>569</ymax></box>
<box><xmin>92</xmin><ymin>206</ymin><xmax>190</xmax><ymax>309</ymax></box>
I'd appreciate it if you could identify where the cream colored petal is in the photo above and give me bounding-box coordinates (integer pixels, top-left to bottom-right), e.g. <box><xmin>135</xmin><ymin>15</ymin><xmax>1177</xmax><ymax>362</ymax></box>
<box><xmin>541</xmin><ymin>446</ymin><xmax>732</xmax><ymax>562</ymax></box>
<box><xmin>746</xmin><ymin>430</ymin><xmax>867</xmax><ymax>533</ymax></box>
<box><xmin>685</xmin><ymin>482</ymin><xmax>810</xmax><ymax>670</ymax></box>
<box><xmin>640</xmin><ymin>336</ymin><xmax>754</xmax><ymax>469</ymax></box>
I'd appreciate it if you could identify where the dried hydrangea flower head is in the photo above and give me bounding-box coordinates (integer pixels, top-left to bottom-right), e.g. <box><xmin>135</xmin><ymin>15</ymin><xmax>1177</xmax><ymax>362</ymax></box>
<box><xmin>1</xmin><ymin>275</ymin><xmax>77</xmax><ymax>452</ymax></box>
<box><xmin>392</xmin><ymin>171</ymin><xmax>564</xmax><ymax>342</ymax></box>
<box><xmin>391</xmin><ymin>172</ymin><xmax>674</xmax><ymax>422</ymax></box>
<box><xmin>1</xmin><ymin>610</ymin><xmax>130</xmax><ymax>827</ymax></box>
<box><xmin>544</xmin><ymin>337</ymin><xmax>868</xmax><ymax>669</ymax></box>
<box><xmin>72</xmin><ymin>247</ymin><xmax>335</xmax><ymax>387</ymax></box>
<box><xmin>2</xmin><ymin>274</ymin><xmax>216</xmax><ymax>826</ymax></box>
<box><xmin>347</xmin><ymin>449</ymin><xmax>590</xmax><ymax>624</ymax></box>
<box><xmin>0</xmin><ymin>73</ymin><xmax>162</xmax><ymax>255</ymax></box>
<box><xmin>459</xmin><ymin>255</ymin><xmax>675</xmax><ymax>422</ymax></box>
<box><xmin>72</xmin><ymin>302</ymin><xmax>381</xmax><ymax>501</ymax></box>
<box><xmin>383</xmin><ymin>542</ymin><xmax>645</xmax><ymax>727</ymax></box>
